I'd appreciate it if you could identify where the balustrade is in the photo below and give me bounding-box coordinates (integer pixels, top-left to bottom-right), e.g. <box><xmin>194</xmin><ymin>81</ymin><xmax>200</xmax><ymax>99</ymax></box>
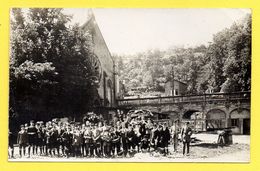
<box><xmin>117</xmin><ymin>92</ymin><xmax>250</xmax><ymax>107</ymax></box>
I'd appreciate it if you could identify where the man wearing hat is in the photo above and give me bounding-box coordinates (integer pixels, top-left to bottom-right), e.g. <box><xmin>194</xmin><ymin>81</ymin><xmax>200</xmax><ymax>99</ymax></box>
<box><xmin>61</xmin><ymin>127</ymin><xmax>73</xmax><ymax>158</ymax></box>
<box><xmin>49</xmin><ymin>124</ymin><xmax>60</xmax><ymax>156</ymax></box>
<box><xmin>181</xmin><ymin>122</ymin><xmax>193</xmax><ymax>156</ymax></box>
<box><xmin>170</xmin><ymin>120</ymin><xmax>180</xmax><ymax>152</ymax></box>
<box><xmin>72</xmin><ymin>126</ymin><xmax>83</xmax><ymax>157</ymax></box>
<box><xmin>150</xmin><ymin>123</ymin><xmax>159</xmax><ymax>151</ymax></box>
<box><xmin>101</xmin><ymin>126</ymin><xmax>112</xmax><ymax>157</ymax></box>
<box><xmin>92</xmin><ymin>123</ymin><xmax>102</xmax><ymax>157</ymax></box>
<box><xmin>35</xmin><ymin>121</ymin><xmax>45</xmax><ymax>155</ymax></box>
<box><xmin>17</xmin><ymin>125</ymin><xmax>28</xmax><ymax>157</ymax></box>
<box><xmin>162</xmin><ymin>122</ymin><xmax>171</xmax><ymax>155</ymax></box>
<box><xmin>120</xmin><ymin>123</ymin><xmax>128</xmax><ymax>157</ymax></box>
<box><xmin>111</xmin><ymin>126</ymin><xmax>121</xmax><ymax>156</ymax></box>
<box><xmin>97</xmin><ymin>121</ymin><xmax>104</xmax><ymax>157</ymax></box>
<box><xmin>156</xmin><ymin>124</ymin><xmax>164</xmax><ymax>154</ymax></box>
<box><xmin>126</xmin><ymin>124</ymin><xmax>136</xmax><ymax>154</ymax></box>
<box><xmin>140</xmin><ymin>124</ymin><xmax>151</xmax><ymax>152</ymax></box>
<box><xmin>27</xmin><ymin>120</ymin><xmax>37</xmax><ymax>157</ymax></box>
<box><xmin>45</xmin><ymin>125</ymin><xmax>53</xmax><ymax>156</ymax></box>
<box><xmin>84</xmin><ymin>123</ymin><xmax>93</xmax><ymax>157</ymax></box>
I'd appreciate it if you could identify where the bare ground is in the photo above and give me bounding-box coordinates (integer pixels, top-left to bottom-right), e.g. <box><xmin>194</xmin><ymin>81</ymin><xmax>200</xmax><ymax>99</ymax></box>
<box><xmin>9</xmin><ymin>134</ymin><xmax>250</xmax><ymax>162</ymax></box>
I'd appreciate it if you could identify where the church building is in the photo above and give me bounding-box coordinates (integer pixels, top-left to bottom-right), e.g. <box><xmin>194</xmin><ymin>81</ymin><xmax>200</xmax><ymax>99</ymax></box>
<box><xmin>81</xmin><ymin>11</ymin><xmax>118</xmax><ymax>110</ymax></box>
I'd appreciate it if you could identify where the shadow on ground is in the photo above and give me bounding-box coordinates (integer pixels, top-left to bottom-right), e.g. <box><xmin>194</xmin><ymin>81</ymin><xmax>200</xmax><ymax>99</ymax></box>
<box><xmin>191</xmin><ymin>143</ymin><xmax>227</xmax><ymax>148</ymax></box>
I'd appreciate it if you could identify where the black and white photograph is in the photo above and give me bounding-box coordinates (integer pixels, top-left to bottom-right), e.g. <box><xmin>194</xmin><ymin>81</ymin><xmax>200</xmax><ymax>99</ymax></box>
<box><xmin>9</xmin><ymin>8</ymin><xmax>251</xmax><ymax>162</ymax></box>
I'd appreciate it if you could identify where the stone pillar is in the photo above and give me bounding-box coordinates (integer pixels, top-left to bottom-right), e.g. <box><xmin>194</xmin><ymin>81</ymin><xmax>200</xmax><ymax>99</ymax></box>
<box><xmin>225</xmin><ymin>111</ymin><xmax>231</xmax><ymax>128</ymax></box>
<box><xmin>178</xmin><ymin>104</ymin><xmax>184</xmax><ymax>128</ymax></box>
<box><xmin>201</xmin><ymin>104</ymin><xmax>206</xmax><ymax>131</ymax></box>
<box><xmin>240</xmin><ymin>118</ymin><xmax>244</xmax><ymax>134</ymax></box>
<box><xmin>225</xmin><ymin>103</ymin><xmax>231</xmax><ymax>128</ymax></box>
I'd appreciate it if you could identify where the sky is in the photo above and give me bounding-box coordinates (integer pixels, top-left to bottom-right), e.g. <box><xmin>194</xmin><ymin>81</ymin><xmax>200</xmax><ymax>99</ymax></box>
<box><xmin>63</xmin><ymin>8</ymin><xmax>251</xmax><ymax>55</ymax></box>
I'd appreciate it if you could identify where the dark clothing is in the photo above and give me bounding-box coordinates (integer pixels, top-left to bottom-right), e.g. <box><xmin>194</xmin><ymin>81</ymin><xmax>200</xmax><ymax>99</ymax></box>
<box><xmin>111</xmin><ymin>131</ymin><xmax>121</xmax><ymax>155</ymax></box>
<box><xmin>84</xmin><ymin>130</ymin><xmax>93</xmax><ymax>144</ymax></box>
<box><xmin>9</xmin><ymin>132</ymin><xmax>15</xmax><ymax>148</ymax></box>
<box><xmin>181</xmin><ymin>127</ymin><xmax>192</xmax><ymax>143</ymax></box>
<box><xmin>102</xmin><ymin>131</ymin><xmax>112</xmax><ymax>157</ymax></box>
<box><xmin>27</xmin><ymin>126</ymin><xmax>37</xmax><ymax>145</ymax></box>
<box><xmin>36</xmin><ymin>128</ymin><xmax>44</xmax><ymax>146</ymax></box>
<box><xmin>181</xmin><ymin>126</ymin><xmax>192</xmax><ymax>155</ymax></box>
<box><xmin>84</xmin><ymin>130</ymin><xmax>93</xmax><ymax>156</ymax></box>
<box><xmin>93</xmin><ymin>129</ymin><xmax>102</xmax><ymax>157</ymax></box>
<box><xmin>183</xmin><ymin>141</ymin><xmax>190</xmax><ymax>155</ymax></box>
<box><xmin>17</xmin><ymin>131</ymin><xmax>28</xmax><ymax>157</ymax></box>
<box><xmin>50</xmin><ymin>130</ymin><xmax>59</xmax><ymax>149</ymax></box>
<box><xmin>127</xmin><ymin>129</ymin><xmax>136</xmax><ymax>150</ymax></box>
<box><xmin>17</xmin><ymin>130</ymin><xmax>28</xmax><ymax>145</ymax></box>
<box><xmin>72</xmin><ymin>133</ymin><xmax>83</xmax><ymax>146</ymax></box>
<box><xmin>121</xmin><ymin>129</ymin><xmax>128</xmax><ymax>156</ymax></box>
<box><xmin>72</xmin><ymin>132</ymin><xmax>83</xmax><ymax>157</ymax></box>
<box><xmin>140</xmin><ymin>134</ymin><xmax>150</xmax><ymax>150</ymax></box>
<box><xmin>156</xmin><ymin>130</ymin><xmax>164</xmax><ymax>148</ymax></box>
<box><xmin>62</xmin><ymin>131</ymin><xmax>73</xmax><ymax>156</ymax></box>
<box><xmin>139</xmin><ymin>124</ymin><xmax>146</xmax><ymax>138</ymax></box>
<box><xmin>162</xmin><ymin>128</ymin><xmax>171</xmax><ymax>147</ymax></box>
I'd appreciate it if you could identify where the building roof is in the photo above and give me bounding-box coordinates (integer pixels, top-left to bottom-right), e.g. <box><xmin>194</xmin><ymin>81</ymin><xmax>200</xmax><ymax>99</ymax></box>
<box><xmin>81</xmin><ymin>9</ymin><xmax>115</xmax><ymax>64</ymax></box>
<box><xmin>165</xmin><ymin>79</ymin><xmax>187</xmax><ymax>85</ymax></box>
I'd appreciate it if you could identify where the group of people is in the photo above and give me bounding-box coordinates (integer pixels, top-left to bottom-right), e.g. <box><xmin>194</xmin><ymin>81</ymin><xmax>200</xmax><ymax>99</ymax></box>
<box><xmin>9</xmin><ymin>114</ymin><xmax>193</xmax><ymax>159</ymax></box>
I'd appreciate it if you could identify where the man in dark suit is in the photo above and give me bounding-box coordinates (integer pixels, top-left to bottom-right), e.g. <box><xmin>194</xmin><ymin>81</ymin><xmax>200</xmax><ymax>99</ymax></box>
<box><xmin>181</xmin><ymin>122</ymin><xmax>192</xmax><ymax>156</ymax></box>
<box><xmin>162</xmin><ymin>123</ymin><xmax>171</xmax><ymax>155</ymax></box>
<box><xmin>27</xmin><ymin>120</ymin><xmax>37</xmax><ymax>157</ymax></box>
<box><xmin>17</xmin><ymin>125</ymin><xmax>28</xmax><ymax>157</ymax></box>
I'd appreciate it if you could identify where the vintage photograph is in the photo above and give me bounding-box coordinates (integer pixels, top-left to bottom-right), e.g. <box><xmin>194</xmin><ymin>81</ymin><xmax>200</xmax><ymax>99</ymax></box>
<box><xmin>8</xmin><ymin>8</ymin><xmax>251</xmax><ymax>162</ymax></box>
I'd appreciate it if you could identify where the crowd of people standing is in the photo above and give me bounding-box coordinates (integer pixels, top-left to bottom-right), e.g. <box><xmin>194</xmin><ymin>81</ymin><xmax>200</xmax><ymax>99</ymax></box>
<box><xmin>9</xmin><ymin>113</ymin><xmax>193</xmax><ymax>159</ymax></box>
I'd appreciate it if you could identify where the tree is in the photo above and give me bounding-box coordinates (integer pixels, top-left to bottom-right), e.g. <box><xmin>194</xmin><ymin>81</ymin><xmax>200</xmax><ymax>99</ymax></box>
<box><xmin>10</xmin><ymin>8</ymin><xmax>99</xmax><ymax>123</ymax></box>
<box><xmin>206</xmin><ymin>32</ymin><xmax>229</xmax><ymax>92</ymax></box>
<box><xmin>114</xmin><ymin>14</ymin><xmax>251</xmax><ymax>96</ymax></box>
<box><xmin>221</xmin><ymin>14</ymin><xmax>251</xmax><ymax>92</ymax></box>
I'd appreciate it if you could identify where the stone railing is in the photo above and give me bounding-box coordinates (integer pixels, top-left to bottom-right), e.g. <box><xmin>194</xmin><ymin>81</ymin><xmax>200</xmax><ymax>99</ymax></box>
<box><xmin>116</xmin><ymin>91</ymin><xmax>250</xmax><ymax>107</ymax></box>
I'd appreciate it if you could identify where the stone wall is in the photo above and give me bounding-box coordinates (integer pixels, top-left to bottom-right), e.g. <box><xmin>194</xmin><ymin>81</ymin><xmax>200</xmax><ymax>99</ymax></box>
<box><xmin>82</xmin><ymin>14</ymin><xmax>116</xmax><ymax>107</ymax></box>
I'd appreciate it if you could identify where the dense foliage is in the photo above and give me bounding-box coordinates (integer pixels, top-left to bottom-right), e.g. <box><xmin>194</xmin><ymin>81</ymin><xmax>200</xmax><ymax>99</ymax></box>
<box><xmin>10</xmin><ymin>8</ymin><xmax>99</xmax><ymax>124</ymax></box>
<box><xmin>115</xmin><ymin>14</ymin><xmax>251</xmax><ymax>95</ymax></box>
